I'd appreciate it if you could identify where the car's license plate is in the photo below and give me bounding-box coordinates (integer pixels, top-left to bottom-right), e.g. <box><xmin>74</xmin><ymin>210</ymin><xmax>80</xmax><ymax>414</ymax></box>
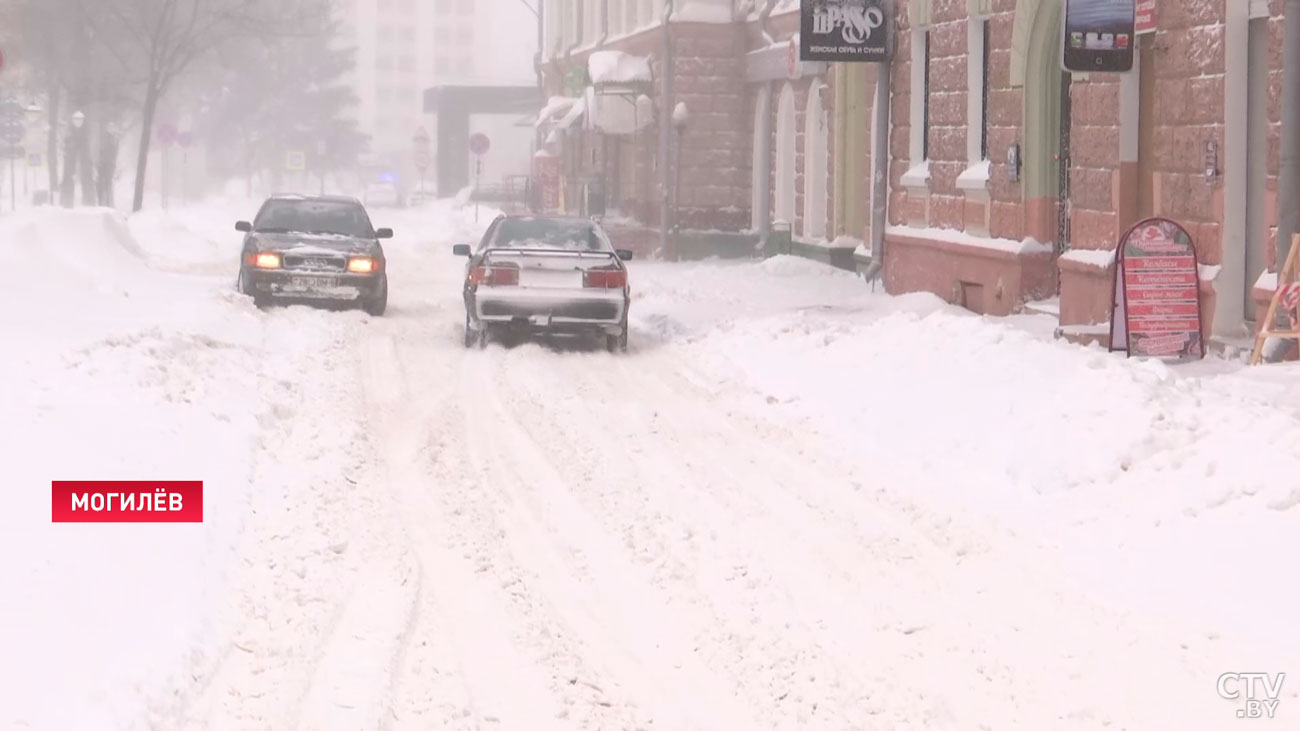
<box><xmin>290</xmin><ymin>276</ymin><xmax>337</xmax><ymax>289</ymax></box>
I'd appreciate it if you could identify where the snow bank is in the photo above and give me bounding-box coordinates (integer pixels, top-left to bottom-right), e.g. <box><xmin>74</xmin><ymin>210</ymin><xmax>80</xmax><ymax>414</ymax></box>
<box><xmin>648</xmin><ymin>266</ymin><xmax>1300</xmax><ymax>669</ymax></box>
<box><xmin>759</xmin><ymin>253</ymin><xmax>848</xmax><ymax>277</ymax></box>
<box><xmin>128</xmin><ymin>206</ymin><xmax>245</xmax><ymax>275</ymax></box>
<box><xmin>0</xmin><ymin>207</ymin><xmax>291</xmax><ymax>729</ymax></box>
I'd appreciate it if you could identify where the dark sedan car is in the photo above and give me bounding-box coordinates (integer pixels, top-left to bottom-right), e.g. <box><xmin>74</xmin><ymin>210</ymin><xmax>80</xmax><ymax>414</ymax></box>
<box><xmin>235</xmin><ymin>195</ymin><xmax>391</xmax><ymax>316</ymax></box>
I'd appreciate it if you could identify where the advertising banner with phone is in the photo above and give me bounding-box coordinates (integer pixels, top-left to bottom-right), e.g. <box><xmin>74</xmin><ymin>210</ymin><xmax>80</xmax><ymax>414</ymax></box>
<box><xmin>799</xmin><ymin>0</ymin><xmax>893</xmax><ymax>63</ymax></box>
<box><xmin>1062</xmin><ymin>0</ymin><xmax>1136</xmax><ymax>73</ymax></box>
<box><xmin>1109</xmin><ymin>217</ymin><xmax>1205</xmax><ymax>361</ymax></box>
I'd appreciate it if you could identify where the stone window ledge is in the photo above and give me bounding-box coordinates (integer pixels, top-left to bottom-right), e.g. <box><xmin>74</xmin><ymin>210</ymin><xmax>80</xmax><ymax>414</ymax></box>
<box><xmin>956</xmin><ymin>159</ymin><xmax>991</xmax><ymax>191</ymax></box>
<box><xmin>900</xmin><ymin>160</ymin><xmax>931</xmax><ymax>189</ymax></box>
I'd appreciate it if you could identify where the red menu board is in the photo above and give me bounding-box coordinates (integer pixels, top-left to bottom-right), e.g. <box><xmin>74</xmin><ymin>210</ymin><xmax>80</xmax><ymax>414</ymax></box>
<box><xmin>533</xmin><ymin>152</ymin><xmax>560</xmax><ymax>212</ymax></box>
<box><xmin>1109</xmin><ymin>217</ymin><xmax>1205</xmax><ymax>360</ymax></box>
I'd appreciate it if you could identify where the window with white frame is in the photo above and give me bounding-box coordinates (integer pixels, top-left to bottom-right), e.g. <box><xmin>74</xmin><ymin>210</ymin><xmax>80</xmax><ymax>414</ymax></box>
<box><xmin>907</xmin><ymin>27</ymin><xmax>931</xmax><ymax>168</ymax></box>
<box><xmin>966</xmin><ymin>11</ymin><xmax>992</xmax><ymax>164</ymax></box>
<box><xmin>958</xmin><ymin>4</ymin><xmax>994</xmax><ymax>192</ymax></box>
<box><xmin>904</xmin><ymin>0</ymin><xmax>933</xmax><ymax>187</ymax></box>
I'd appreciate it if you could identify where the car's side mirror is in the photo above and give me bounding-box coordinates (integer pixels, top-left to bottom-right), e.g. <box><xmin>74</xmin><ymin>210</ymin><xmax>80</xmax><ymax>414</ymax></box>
<box><xmin>375</xmin><ymin>228</ymin><xmax>393</xmax><ymax>239</ymax></box>
<box><xmin>452</xmin><ymin>244</ymin><xmax>472</xmax><ymax>256</ymax></box>
<box><xmin>616</xmin><ymin>249</ymin><xmax>634</xmax><ymax>261</ymax></box>
<box><xmin>235</xmin><ymin>221</ymin><xmax>252</xmax><ymax>233</ymax></box>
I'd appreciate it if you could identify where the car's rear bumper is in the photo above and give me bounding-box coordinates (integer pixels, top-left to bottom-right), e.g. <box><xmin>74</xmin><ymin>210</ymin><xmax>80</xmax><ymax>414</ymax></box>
<box><xmin>471</xmin><ymin>287</ymin><xmax>627</xmax><ymax>333</ymax></box>
<box><xmin>247</xmin><ymin>269</ymin><xmax>383</xmax><ymax>301</ymax></box>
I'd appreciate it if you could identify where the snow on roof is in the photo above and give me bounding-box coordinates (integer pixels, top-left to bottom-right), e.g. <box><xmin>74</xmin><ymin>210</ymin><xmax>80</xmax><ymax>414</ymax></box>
<box><xmin>588</xmin><ymin>51</ymin><xmax>652</xmax><ymax>85</ymax></box>
<box><xmin>671</xmin><ymin>0</ymin><xmax>737</xmax><ymax>22</ymax></box>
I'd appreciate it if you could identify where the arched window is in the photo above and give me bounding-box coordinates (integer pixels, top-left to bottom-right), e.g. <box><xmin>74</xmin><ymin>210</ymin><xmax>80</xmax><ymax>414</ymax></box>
<box><xmin>774</xmin><ymin>82</ymin><xmax>796</xmax><ymax>226</ymax></box>
<box><xmin>802</xmin><ymin>81</ymin><xmax>828</xmax><ymax>240</ymax></box>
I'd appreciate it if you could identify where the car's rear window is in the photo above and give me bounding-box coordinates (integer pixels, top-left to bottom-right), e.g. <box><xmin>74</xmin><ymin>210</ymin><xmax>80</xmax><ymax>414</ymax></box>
<box><xmin>490</xmin><ymin>218</ymin><xmax>608</xmax><ymax>252</ymax></box>
<box><xmin>254</xmin><ymin>200</ymin><xmax>374</xmax><ymax>238</ymax></box>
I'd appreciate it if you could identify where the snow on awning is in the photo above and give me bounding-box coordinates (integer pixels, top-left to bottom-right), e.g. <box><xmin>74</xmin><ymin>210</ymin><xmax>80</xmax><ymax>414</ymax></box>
<box><xmin>553</xmin><ymin>93</ymin><xmax>589</xmax><ymax>130</ymax></box>
<box><xmin>535</xmin><ymin>95</ymin><xmax>578</xmax><ymax>129</ymax></box>
<box><xmin>588</xmin><ymin>51</ymin><xmax>652</xmax><ymax>86</ymax></box>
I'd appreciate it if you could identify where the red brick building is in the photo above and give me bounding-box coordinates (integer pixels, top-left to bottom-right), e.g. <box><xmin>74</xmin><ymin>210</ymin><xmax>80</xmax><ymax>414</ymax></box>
<box><xmin>883</xmin><ymin>0</ymin><xmax>1294</xmax><ymax>345</ymax></box>
<box><xmin>536</xmin><ymin>0</ymin><xmax>1298</xmax><ymax>346</ymax></box>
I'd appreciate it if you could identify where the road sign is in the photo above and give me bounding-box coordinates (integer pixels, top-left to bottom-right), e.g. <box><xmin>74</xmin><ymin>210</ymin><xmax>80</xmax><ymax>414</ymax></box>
<box><xmin>0</xmin><ymin>48</ymin><xmax>5</xmax><ymax>75</ymax></box>
<box><xmin>413</xmin><ymin>127</ymin><xmax>431</xmax><ymax>171</ymax></box>
<box><xmin>1</xmin><ymin>144</ymin><xmax>23</xmax><ymax>160</ymax></box>
<box><xmin>469</xmin><ymin>133</ymin><xmax>490</xmax><ymax>156</ymax></box>
<box><xmin>0</xmin><ymin>102</ymin><xmax>23</xmax><ymax>147</ymax></box>
<box><xmin>157</xmin><ymin>122</ymin><xmax>179</xmax><ymax>145</ymax></box>
<box><xmin>0</xmin><ymin>122</ymin><xmax>21</xmax><ymax>146</ymax></box>
<box><xmin>285</xmin><ymin>150</ymin><xmax>306</xmax><ymax>171</ymax></box>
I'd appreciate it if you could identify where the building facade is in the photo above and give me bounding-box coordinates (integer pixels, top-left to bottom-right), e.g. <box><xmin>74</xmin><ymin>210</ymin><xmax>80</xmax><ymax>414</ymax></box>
<box><xmin>535</xmin><ymin>0</ymin><xmax>1298</xmax><ymax>345</ymax></box>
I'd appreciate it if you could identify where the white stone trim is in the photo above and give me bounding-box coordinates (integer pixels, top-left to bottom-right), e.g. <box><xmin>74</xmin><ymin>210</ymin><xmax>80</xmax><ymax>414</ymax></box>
<box><xmin>956</xmin><ymin>160</ymin><xmax>992</xmax><ymax>191</ymax></box>
<box><xmin>966</xmin><ymin>17</ymin><xmax>989</xmax><ymax>165</ymax></box>
<box><xmin>801</xmin><ymin>80</ymin><xmax>829</xmax><ymax>241</ymax></box>
<box><xmin>774</xmin><ymin>82</ymin><xmax>797</xmax><ymax>226</ymax></box>
<box><xmin>1119</xmin><ymin>43</ymin><xmax>1140</xmax><ymax>163</ymax></box>
<box><xmin>902</xmin><ymin>160</ymin><xmax>932</xmax><ymax>188</ymax></box>
<box><xmin>909</xmin><ymin>28</ymin><xmax>929</xmax><ymax>167</ymax></box>
<box><xmin>909</xmin><ymin>0</ymin><xmax>933</xmax><ymax>29</ymax></box>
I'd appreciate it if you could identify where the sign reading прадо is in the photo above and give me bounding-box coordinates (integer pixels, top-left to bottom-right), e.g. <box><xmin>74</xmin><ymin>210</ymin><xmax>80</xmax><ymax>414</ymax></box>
<box><xmin>800</xmin><ymin>0</ymin><xmax>892</xmax><ymax>63</ymax></box>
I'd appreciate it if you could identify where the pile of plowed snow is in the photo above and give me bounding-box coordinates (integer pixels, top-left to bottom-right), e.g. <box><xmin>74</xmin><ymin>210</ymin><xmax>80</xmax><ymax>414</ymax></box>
<box><xmin>0</xmin><ymin>206</ymin><xmax>335</xmax><ymax>729</ymax></box>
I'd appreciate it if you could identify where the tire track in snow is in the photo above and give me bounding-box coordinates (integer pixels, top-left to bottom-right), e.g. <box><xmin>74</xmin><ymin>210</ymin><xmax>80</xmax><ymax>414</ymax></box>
<box><xmin>481</xmin><ymin>343</ymin><xmax>1233</xmax><ymax>729</ymax></box>
<box><xmin>363</xmin><ymin>327</ymin><xmax>586</xmax><ymax>730</ymax></box>
<box><xmin>477</xmin><ymin>346</ymin><xmax>922</xmax><ymax>729</ymax></box>
<box><xmin>175</xmin><ymin>312</ymin><xmax>412</xmax><ymax>731</ymax></box>
<box><xmin>456</xmin><ymin>350</ymin><xmax>767</xmax><ymax>730</ymax></box>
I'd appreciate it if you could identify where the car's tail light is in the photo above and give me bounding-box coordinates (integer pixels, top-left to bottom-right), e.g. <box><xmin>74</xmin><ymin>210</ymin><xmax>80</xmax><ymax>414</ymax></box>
<box><xmin>348</xmin><ymin>257</ymin><xmax>378</xmax><ymax>273</ymax></box>
<box><xmin>254</xmin><ymin>252</ymin><xmax>281</xmax><ymax>269</ymax></box>
<box><xmin>469</xmin><ymin>264</ymin><xmax>519</xmax><ymax>286</ymax></box>
<box><xmin>583</xmin><ymin>268</ymin><xmax>627</xmax><ymax>289</ymax></box>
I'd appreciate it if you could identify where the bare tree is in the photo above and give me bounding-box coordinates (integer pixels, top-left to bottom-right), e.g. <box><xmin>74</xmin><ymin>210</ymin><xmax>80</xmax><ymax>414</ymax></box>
<box><xmin>87</xmin><ymin>0</ymin><xmax>284</xmax><ymax>211</ymax></box>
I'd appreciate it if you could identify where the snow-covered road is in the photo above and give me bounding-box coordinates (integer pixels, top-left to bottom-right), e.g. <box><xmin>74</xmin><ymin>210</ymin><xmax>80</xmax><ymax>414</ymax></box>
<box><xmin>3</xmin><ymin>199</ymin><xmax>1299</xmax><ymax>730</ymax></box>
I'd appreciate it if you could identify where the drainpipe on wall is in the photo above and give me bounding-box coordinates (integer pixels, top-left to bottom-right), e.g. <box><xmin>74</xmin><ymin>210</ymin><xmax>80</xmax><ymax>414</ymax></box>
<box><xmin>1278</xmin><ymin>0</ymin><xmax>1300</xmax><ymax>275</ymax></box>
<box><xmin>756</xmin><ymin>82</ymin><xmax>774</xmax><ymax>245</ymax></box>
<box><xmin>860</xmin><ymin>2</ymin><xmax>894</xmax><ymax>286</ymax></box>
<box><xmin>754</xmin><ymin>0</ymin><xmax>780</xmax><ymax>247</ymax></box>
<box><xmin>1266</xmin><ymin>0</ymin><xmax>1300</xmax><ymax>361</ymax></box>
<box><xmin>659</xmin><ymin>0</ymin><xmax>676</xmax><ymax>259</ymax></box>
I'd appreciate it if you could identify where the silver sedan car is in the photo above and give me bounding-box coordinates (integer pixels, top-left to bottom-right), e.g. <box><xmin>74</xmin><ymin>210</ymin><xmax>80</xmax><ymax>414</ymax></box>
<box><xmin>454</xmin><ymin>215</ymin><xmax>633</xmax><ymax>352</ymax></box>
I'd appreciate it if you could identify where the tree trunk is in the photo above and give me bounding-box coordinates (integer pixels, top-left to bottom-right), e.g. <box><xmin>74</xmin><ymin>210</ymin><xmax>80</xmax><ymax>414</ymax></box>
<box><xmin>98</xmin><ymin>130</ymin><xmax>118</xmax><ymax>207</ymax></box>
<box><xmin>79</xmin><ymin>120</ymin><xmax>97</xmax><ymax>207</ymax></box>
<box><xmin>132</xmin><ymin>83</ymin><xmax>161</xmax><ymax>213</ymax></box>
<box><xmin>45</xmin><ymin>84</ymin><xmax>60</xmax><ymax>200</ymax></box>
<box><xmin>60</xmin><ymin>127</ymin><xmax>78</xmax><ymax>207</ymax></box>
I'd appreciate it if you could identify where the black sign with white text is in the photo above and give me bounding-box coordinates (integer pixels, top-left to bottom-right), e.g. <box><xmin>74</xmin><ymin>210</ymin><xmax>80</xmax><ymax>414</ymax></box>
<box><xmin>800</xmin><ymin>0</ymin><xmax>893</xmax><ymax>63</ymax></box>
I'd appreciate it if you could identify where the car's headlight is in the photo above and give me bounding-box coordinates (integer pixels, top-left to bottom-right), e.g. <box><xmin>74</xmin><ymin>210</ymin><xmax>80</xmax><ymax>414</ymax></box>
<box><xmin>348</xmin><ymin>257</ymin><xmax>378</xmax><ymax>273</ymax></box>
<box><xmin>254</xmin><ymin>252</ymin><xmax>281</xmax><ymax>269</ymax></box>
